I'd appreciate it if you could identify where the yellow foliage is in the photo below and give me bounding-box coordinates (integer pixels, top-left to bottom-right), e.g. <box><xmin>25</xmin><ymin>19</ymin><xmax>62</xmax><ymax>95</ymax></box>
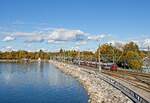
<box><xmin>129</xmin><ymin>60</ymin><xmax>142</xmax><ymax>69</ymax></box>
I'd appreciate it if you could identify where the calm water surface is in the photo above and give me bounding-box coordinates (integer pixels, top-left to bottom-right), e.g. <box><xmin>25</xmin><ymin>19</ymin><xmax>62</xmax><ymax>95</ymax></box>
<box><xmin>0</xmin><ymin>62</ymin><xmax>88</xmax><ymax>103</ymax></box>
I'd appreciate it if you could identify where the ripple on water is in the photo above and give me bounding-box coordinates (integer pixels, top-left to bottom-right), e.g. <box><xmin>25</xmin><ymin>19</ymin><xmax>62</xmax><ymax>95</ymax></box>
<box><xmin>0</xmin><ymin>62</ymin><xmax>88</xmax><ymax>103</ymax></box>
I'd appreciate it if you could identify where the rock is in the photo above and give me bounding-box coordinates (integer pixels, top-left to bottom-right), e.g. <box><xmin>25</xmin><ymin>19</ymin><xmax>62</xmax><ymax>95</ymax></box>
<box><xmin>49</xmin><ymin>60</ymin><xmax>133</xmax><ymax>103</ymax></box>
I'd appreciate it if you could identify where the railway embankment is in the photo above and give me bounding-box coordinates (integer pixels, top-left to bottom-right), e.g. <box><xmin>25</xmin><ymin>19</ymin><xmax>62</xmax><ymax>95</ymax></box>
<box><xmin>50</xmin><ymin>60</ymin><xmax>133</xmax><ymax>103</ymax></box>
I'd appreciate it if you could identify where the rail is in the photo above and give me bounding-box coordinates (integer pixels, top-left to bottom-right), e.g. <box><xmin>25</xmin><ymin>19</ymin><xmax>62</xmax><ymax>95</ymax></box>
<box><xmin>55</xmin><ymin>60</ymin><xmax>150</xmax><ymax>103</ymax></box>
<box><xmin>97</xmin><ymin>73</ymin><xmax>149</xmax><ymax>103</ymax></box>
<box><xmin>72</xmin><ymin>63</ymin><xmax>150</xmax><ymax>103</ymax></box>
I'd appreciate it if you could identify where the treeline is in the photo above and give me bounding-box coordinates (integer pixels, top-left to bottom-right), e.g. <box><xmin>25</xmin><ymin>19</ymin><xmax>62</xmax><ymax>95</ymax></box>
<box><xmin>97</xmin><ymin>42</ymin><xmax>147</xmax><ymax>69</ymax></box>
<box><xmin>56</xmin><ymin>42</ymin><xmax>148</xmax><ymax>69</ymax></box>
<box><xmin>0</xmin><ymin>42</ymin><xmax>149</xmax><ymax>69</ymax></box>
<box><xmin>0</xmin><ymin>50</ymin><xmax>50</xmax><ymax>60</ymax></box>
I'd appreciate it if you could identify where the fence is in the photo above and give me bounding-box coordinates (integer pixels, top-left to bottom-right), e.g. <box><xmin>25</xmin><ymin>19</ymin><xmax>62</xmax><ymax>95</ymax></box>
<box><xmin>73</xmin><ymin>63</ymin><xmax>149</xmax><ymax>103</ymax></box>
<box><xmin>97</xmin><ymin>73</ymin><xmax>149</xmax><ymax>103</ymax></box>
<box><xmin>56</xmin><ymin>59</ymin><xmax>150</xmax><ymax>103</ymax></box>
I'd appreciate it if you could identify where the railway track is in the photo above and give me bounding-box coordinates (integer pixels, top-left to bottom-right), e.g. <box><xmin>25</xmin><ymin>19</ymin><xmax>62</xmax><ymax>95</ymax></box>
<box><xmin>117</xmin><ymin>69</ymin><xmax>150</xmax><ymax>78</ymax></box>
<box><xmin>77</xmin><ymin>63</ymin><xmax>150</xmax><ymax>93</ymax></box>
<box><xmin>61</xmin><ymin>61</ymin><xmax>150</xmax><ymax>102</ymax></box>
<box><xmin>69</xmin><ymin>61</ymin><xmax>150</xmax><ymax>93</ymax></box>
<box><xmin>101</xmin><ymin>70</ymin><xmax>150</xmax><ymax>92</ymax></box>
<box><xmin>107</xmin><ymin>70</ymin><xmax>150</xmax><ymax>85</ymax></box>
<box><xmin>116</xmin><ymin>70</ymin><xmax>150</xmax><ymax>85</ymax></box>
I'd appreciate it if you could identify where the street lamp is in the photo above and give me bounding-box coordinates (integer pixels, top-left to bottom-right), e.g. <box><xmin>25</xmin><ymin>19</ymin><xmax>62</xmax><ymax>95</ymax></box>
<box><xmin>148</xmin><ymin>46</ymin><xmax>150</xmax><ymax>58</ymax></box>
<box><xmin>78</xmin><ymin>49</ymin><xmax>80</xmax><ymax>66</ymax></box>
<box><xmin>110</xmin><ymin>43</ymin><xmax>115</xmax><ymax>64</ymax></box>
<box><xmin>98</xmin><ymin>43</ymin><xmax>101</xmax><ymax>72</ymax></box>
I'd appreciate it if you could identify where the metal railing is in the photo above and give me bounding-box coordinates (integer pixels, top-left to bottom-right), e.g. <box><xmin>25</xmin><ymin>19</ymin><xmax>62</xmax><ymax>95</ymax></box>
<box><xmin>54</xmin><ymin>59</ymin><xmax>149</xmax><ymax>103</ymax></box>
<box><xmin>80</xmin><ymin>67</ymin><xmax>149</xmax><ymax>103</ymax></box>
<box><xmin>97</xmin><ymin>74</ymin><xmax>149</xmax><ymax>103</ymax></box>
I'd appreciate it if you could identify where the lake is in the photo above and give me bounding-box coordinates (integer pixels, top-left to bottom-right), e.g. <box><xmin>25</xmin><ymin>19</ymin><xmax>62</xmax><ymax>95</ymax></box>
<box><xmin>0</xmin><ymin>62</ymin><xmax>88</xmax><ymax>103</ymax></box>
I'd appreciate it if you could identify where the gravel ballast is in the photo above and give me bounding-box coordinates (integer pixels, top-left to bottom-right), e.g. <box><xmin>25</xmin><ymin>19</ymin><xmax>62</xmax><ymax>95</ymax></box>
<box><xmin>50</xmin><ymin>60</ymin><xmax>133</xmax><ymax>103</ymax></box>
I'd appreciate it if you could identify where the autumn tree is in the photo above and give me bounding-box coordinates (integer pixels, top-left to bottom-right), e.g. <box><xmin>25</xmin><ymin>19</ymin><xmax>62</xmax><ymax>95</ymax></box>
<box><xmin>95</xmin><ymin>43</ymin><xmax>122</xmax><ymax>63</ymax></box>
<box><xmin>80</xmin><ymin>51</ymin><xmax>95</xmax><ymax>61</ymax></box>
<box><xmin>122</xmin><ymin>42</ymin><xmax>143</xmax><ymax>69</ymax></box>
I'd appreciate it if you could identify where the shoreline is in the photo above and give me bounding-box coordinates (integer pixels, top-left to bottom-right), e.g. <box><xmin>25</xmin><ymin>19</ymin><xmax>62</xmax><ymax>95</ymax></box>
<box><xmin>0</xmin><ymin>59</ymin><xmax>49</xmax><ymax>63</ymax></box>
<box><xmin>50</xmin><ymin>60</ymin><xmax>133</xmax><ymax>103</ymax></box>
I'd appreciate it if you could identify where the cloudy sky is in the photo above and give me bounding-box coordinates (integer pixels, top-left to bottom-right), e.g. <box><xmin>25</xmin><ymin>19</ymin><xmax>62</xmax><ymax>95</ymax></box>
<box><xmin>0</xmin><ymin>0</ymin><xmax>150</xmax><ymax>52</ymax></box>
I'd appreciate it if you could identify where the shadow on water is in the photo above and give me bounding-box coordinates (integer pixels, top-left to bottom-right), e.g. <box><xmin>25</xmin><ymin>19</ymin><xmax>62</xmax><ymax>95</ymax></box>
<box><xmin>0</xmin><ymin>62</ymin><xmax>88</xmax><ymax>103</ymax></box>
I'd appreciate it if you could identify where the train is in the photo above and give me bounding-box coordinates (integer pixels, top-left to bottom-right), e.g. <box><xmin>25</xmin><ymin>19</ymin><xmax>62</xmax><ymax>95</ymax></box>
<box><xmin>73</xmin><ymin>60</ymin><xmax>118</xmax><ymax>71</ymax></box>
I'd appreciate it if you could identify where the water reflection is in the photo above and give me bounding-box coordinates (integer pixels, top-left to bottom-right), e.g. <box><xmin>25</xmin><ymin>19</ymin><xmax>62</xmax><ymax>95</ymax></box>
<box><xmin>0</xmin><ymin>62</ymin><xmax>88</xmax><ymax>103</ymax></box>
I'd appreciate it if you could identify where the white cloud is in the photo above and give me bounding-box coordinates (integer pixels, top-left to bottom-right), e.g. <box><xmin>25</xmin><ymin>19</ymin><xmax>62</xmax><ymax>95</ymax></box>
<box><xmin>47</xmin><ymin>40</ymin><xmax>55</xmax><ymax>43</ymax></box>
<box><xmin>131</xmin><ymin>38</ymin><xmax>150</xmax><ymax>50</ymax></box>
<box><xmin>11</xmin><ymin>32</ymin><xmax>35</xmax><ymax>37</ymax></box>
<box><xmin>108</xmin><ymin>38</ymin><xmax>150</xmax><ymax>51</ymax></box>
<box><xmin>0</xmin><ymin>46</ymin><xmax>16</xmax><ymax>52</ymax></box>
<box><xmin>108</xmin><ymin>40</ymin><xmax>126</xmax><ymax>51</ymax></box>
<box><xmin>47</xmin><ymin>40</ymin><xmax>65</xmax><ymax>44</ymax></box>
<box><xmin>1</xmin><ymin>29</ymin><xmax>113</xmax><ymax>53</ymax></box>
<box><xmin>25</xmin><ymin>35</ymin><xmax>44</xmax><ymax>43</ymax></box>
<box><xmin>5</xmin><ymin>28</ymin><xmax>110</xmax><ymax>45</ymax></box>
<box><xmin>7</xmin><ymin>28</ymin><xmax>86</xmax><ymax>43</ymax></box>
<box><xmin>10</xmin><ymin>31</ymin><xmax>46</xmax><ymax>43</ymax></box>
<box><xmin>76</xmin><ymin>40</ymin><xmax>87</xmax><ymax>46</ymax></box>
<box><xmin>48</xmin><ymin>28</ymin><xmax>85</xmax><ymax>42</ymax></box>
<box><xmin>87</xmin><ymin>34</ymin><xmax>107</xmax><ymax>41</ymax></box>
<box><xmin>142</xmin><ymin>39</ymin><xmax>150</xmax><ymax>47</ymax></box>
<box><xmin>2</xmin><ymin>36</ymin><xmax>15</xmax><ymax>42</ymax></box>
<box><xmin>71</xmin><ymin>46</ymin><xmax>79</xmax><ymax>50</ymax></box>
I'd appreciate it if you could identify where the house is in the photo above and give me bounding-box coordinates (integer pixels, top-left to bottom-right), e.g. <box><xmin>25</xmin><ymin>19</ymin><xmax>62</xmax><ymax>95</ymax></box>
<box><xmin>143</xmin><ymin>57</ymin><xmax>150</xmax><ymax>69</ymax></box>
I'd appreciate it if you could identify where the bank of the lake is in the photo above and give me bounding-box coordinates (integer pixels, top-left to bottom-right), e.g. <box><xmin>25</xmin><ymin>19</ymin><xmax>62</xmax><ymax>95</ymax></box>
<box><xmin>50</xmin><ymin>60</ymin><xmax>133</xmax><ymax>103</ymax></box>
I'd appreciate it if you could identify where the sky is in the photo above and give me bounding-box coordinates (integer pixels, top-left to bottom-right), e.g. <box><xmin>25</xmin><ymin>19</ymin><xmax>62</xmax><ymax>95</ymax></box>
<box><xmin>0</xmin><ymin>0</ymin><xmax>150</xmax><ymax>52</ymax></box>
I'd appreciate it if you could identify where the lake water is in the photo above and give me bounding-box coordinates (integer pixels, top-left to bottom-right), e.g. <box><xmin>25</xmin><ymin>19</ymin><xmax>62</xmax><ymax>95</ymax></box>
<box><xmin>0</xmin><ymin>62</ymin><xmax>88</xmax><ymax>103</ymax></box>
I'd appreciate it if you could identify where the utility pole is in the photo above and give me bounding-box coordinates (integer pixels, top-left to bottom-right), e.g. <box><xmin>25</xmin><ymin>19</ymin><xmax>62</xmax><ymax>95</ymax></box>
<box><xmin>98</xmin><ymin>43</ymin><xmax>101</xmax><ymax>72</ymax></box>
<box><xmin>147</xmin><ymin>46</ymin><xmax>150</xmax><ymax>69</ymax></box>
<box><xmin>110</xmin><ymin>43</ymin><xmax>115</xmax><ymax>64</ymax></box>
<box><xmin>113</xmin><ymin>46</ymin><xmax>115</xmax><ymax>64</ymax></box>
<box><xmin>148</xmin><ymin>46</ymin><xmax>150</xmax><ymax>58</ymax></box>
<box><xmin>64</xmin><ymin>50</ymin><xmax>66</xmax><ymax>62</ymax></box>
<box><xmin>78</xmin><ymin>49</ymin><xmax>80</xmax><ymax>66</ymax></box>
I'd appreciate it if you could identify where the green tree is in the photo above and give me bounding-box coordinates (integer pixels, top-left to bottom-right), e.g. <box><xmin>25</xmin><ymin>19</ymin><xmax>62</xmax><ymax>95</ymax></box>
<box><xmin>122</xmin><ymin>42</ymin><xmax>143</xmax><ymax>69</ymax></box>
<box><xmin>95</xmin><ymin>43</ymin><xmax>122</xmax><ymax>63</ymax></box>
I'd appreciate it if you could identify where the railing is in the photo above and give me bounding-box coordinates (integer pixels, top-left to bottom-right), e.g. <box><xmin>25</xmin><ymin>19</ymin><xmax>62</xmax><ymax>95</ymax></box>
<box><xmin>97</xmin><ymin>74</ymin><xmax>149</xmax><ymax>103</ymax></box>
<box><xmin>71</xmin><ymin>62</ymin><xmax>149</xmax><ymax>103</ymax></box>
<box><xmin>54</xmin><ymin>60</ymin><xmax>150</xmax><ymax>103</ymax></box>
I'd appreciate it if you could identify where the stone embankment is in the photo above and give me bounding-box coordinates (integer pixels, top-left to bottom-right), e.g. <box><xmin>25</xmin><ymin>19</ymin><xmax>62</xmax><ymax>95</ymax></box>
<box><xmin>50</xmin><ymin>60</ymin><xmax>133</xmax><ymax>103</ymax></box>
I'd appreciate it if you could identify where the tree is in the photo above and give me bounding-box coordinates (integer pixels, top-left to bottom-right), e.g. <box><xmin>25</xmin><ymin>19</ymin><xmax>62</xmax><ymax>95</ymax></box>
<box><xmin>95</xmin><ymin>43</ymin><xmax>122</xmax><ymax>63</ymax></box>
<box><xmin>80</xmin><ymin>51</ymin><xmax>94</xmax><ymax>61</ymax></box>
<box><xmin>121</xmin><ymin>42</ymin><xmax>143</xmax><ymax>69</ymax></box>
<box><xmin>123</xmin><ymin>42</ymin><xmax>139</xmax><ymax>52</ymax></box>
<box><xmin>126</xmin><ymin>51</ymin><xmax>143</xmax><ymax>69</ymax></box>
<box><xmin>18</xmin><ymin>50</ymin><xmax>28</xmax><ymax>59</ymax></box>
<box><xmin>59</xmin><ymin>48</ymin><xmax>63</xmax><ymax>53</ymax></box>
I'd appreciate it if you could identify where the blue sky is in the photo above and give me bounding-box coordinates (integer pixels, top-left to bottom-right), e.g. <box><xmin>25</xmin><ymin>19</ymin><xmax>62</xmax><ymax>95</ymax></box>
<box><xmin>0</xmin><ymin>0</ymin><xmax>150</xmax><ymax>52</ymax></box>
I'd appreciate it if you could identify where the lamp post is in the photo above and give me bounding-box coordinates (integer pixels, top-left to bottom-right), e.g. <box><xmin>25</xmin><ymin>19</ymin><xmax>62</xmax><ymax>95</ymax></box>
<box><xmin>78</xmin><ymin>48</ymin><xmax>80</xmax><ymax>66</ymax></box>
<box><xmin>98</xmin><ymin>43</ymin><xmax>101</xmax><ymax>72</ymax></box>
<box><xmin>63</xmin><ymin>50</ymin><xmax>65</xmax><ymax>62</ymax></box>
<box><xmin>74</xmin><ymin>46</ymin><xmax>80</xmax><ymax>65</ymax></box>
<box><xmin>74</xmin><ymin>45</ymin><xmax>81</xmax><ymax>66</ymax></box>
<box><xmin>110</xmin><ymin>43</ymin><xmax>115</xmax><ymax>64</ymax></box>
<box><xmin>148</xmin><ymin>46</ymin><xmax>150</xmax><ymax>69</ymax></box>
<box><xmin>148</xmin><ymin>46</ymin><xmax>150</xmax><ymax>58</ymax></box>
